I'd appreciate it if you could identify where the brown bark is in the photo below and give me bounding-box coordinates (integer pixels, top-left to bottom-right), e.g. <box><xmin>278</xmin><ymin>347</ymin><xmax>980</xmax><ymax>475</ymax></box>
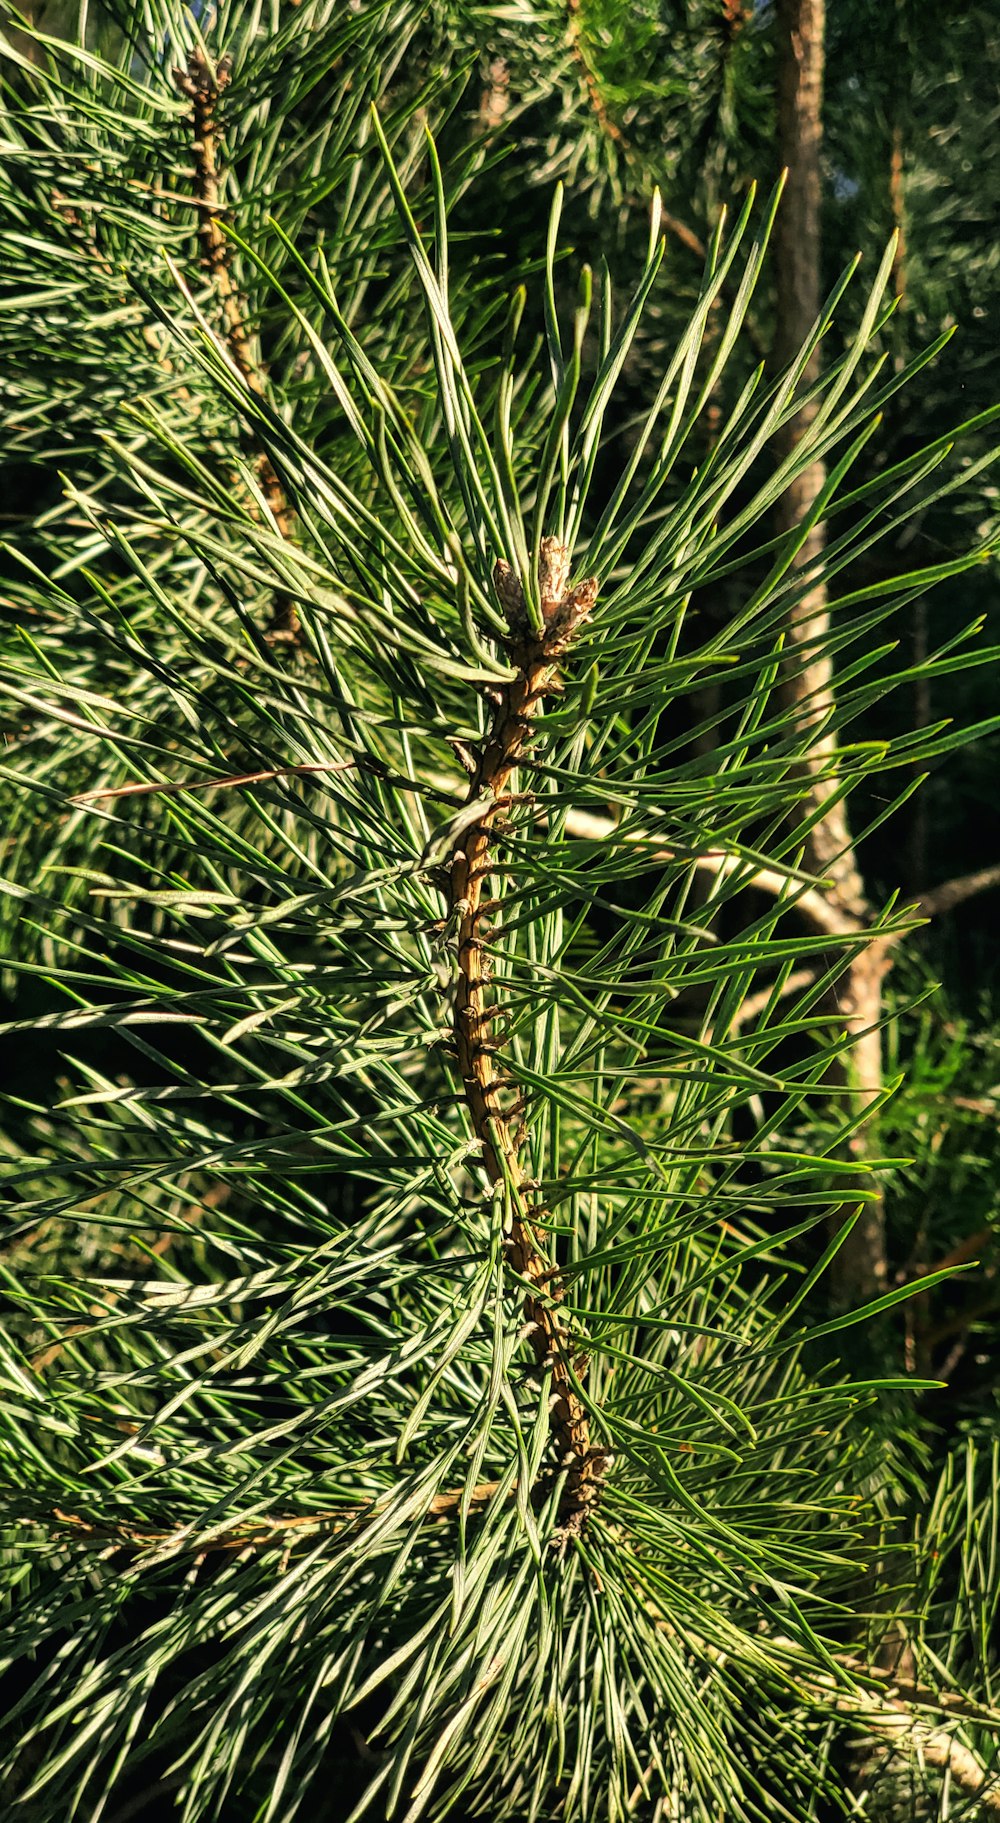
<box><xmin>773</xmin><ymin>0</ymin><xmax>886</xmax><ymax>1304</ymax></box>
<box><xmin>448</xmin><ymin>541</ymin><xmax>609</xmax><ymax>1534</ymax></box>
<box><xmin>172</xmin><ymin>48</ymin><xmax>299</xmax><ymax>641</ymax></box>
<box><xmin>773</xmin><ymin>0</ymin><xmax>862</xmax><ymax>903</ymax></box>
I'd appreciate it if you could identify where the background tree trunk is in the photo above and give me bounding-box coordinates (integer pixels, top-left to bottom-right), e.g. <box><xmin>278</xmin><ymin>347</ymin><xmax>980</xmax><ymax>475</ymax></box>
<box><xmin>773</xmin><ymin>0</ymin><xmax>887</xmax><ymax>1305</ymax></box>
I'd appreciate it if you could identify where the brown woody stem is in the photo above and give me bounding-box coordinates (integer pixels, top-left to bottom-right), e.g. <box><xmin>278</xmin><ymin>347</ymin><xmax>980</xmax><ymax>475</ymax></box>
<box><xmin>449</xmin><ymin>538</ymin><xmax>607</xmax><ymax>1534</ymax></box>
<box><xmin>172</xmin><ymin>47</ymin><xmax>298</xmax><ymax>641</ymax></box>
<box><xmin>43</xmin><ymin>1480</ymin><xmax>505</xmax><ymax>1557</ymax></box>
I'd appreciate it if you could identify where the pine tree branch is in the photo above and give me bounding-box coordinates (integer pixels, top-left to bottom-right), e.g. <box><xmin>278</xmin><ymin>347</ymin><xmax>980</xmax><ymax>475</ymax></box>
<box><xmin>171</xmin><ymin>46</ymin><xmax>299</xmax><ymax>642</ymax></box>
<box><xmin>34</xmin><ymin>1478</ymin><xmax>1000</xmax><ymax>1777</ymax></box>
<box><xmin>30</xmin><ymin>1488</ymin><xmax>1000</xmax><ymax>1811</ymax></box>
<box><xmin>446</xmin><ymin>539</ymin><xmax>609</xmax><ymax>1536</ymax></box>
<box><xmin>35</xmin><ymin>553</ymin><xmax>616</xmax><ymax>1555</ymax></box>
<box><xmin>31</xmin><ymin>1473</ymin><xmax>1000</xmax><ymax>1804</ymax></box>
<box><xmin>562</xmin><ymin>0</ymin><xmax>769</xmax><ymax>371</ymax></box>
<box><xmin>558</xmin><ymin>805</ymin><xmax>859</xmax><ymax>936</ymax></box>
<box><xmin>43</xmin><ymin>1481</ymin><xmax>508</xmax><ymax>1556</ymax></box>
<box><xmin>69</xmin><ymin>760</ymin><xmax>356</xmax><ymax>807</ymax></box>
<box><xmin>915</xmin><ymin>862</ymin><xmax>1000</xmax><ymax>920</ymax></box>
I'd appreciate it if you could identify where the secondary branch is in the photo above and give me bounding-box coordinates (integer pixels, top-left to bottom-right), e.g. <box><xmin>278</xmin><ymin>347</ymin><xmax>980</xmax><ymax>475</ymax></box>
<box><xmin>172</xmin><ymin>46</ymin><xmax>299</xmax><ymax>640</ymax></box>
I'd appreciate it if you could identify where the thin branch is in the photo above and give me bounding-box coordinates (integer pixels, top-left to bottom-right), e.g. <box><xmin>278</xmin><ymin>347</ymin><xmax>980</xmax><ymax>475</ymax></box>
<box><xmin>916</xmin><ymin>863</ymin><xmax>1000</xmax><ymax>921</ymax></box>
<box><xmin>815</xmin><ymin>1649</ymin><xmax>1000</xmax><ymax>1731</ymax></box>
<box><xmin>70</xmin><ymin>760</ymin><xmax>355</xmax><ymax>807</ymax></box>
<box><xmin>645</xmin><ymin>1620</ymin><xmax>1000</xmax><ymax>1811</ymax></box>
<box><xmin>728</xmin><ymin>966</ymin><xmax>820</xmax><ymax>1030</ymax></box>
<box><xmin>558</xmin><ymin>804</ymin><xmax>859</xmax><ymax>937</ymax></box>
<box><xmin>445</xmin><ymin>539</ymin><xmax>608</xmax><ymax>1535</ymax></box>
<box><xmin>562</xmin><ymin>0</ymin><xmax>769</xmax><ymax>374</ymax></box>
<box><xmin>688</xmin><ymin>849</ymin><xmax>854</xmax><ymax>935</ymax></box>
<box><xmin>922</xmin><ymin>1290</ymin><xmax>1000</xmax><ymax>1354</ymax></box>
<box><xmin>771</xmin><ymin>0</ymin><xmax>891</xmax><ymax>1307</ymax></box>
<box><xmin>813</xmin><ymin>1668</ymin><xmax>1000</xmax><ymax>1811</ymax></box>
<box><xmin>911</xmin><ymin>1224</ymin><xmax>994</xmax><ymax>1282</ymax></box>
<box><xmin>709</xmin><ymin>1627</ymin><xmax>1000</xmax><ymax>1811</ymax></box>
<box><xmin>171</xmin><ymin>47</ymin><xmax>298</xmax><ymax>640</ymax></box>
<box><xmin>44</xmin><ymin>1480</ymin><xmax>507</xmax><ymax>1557</ymax></box>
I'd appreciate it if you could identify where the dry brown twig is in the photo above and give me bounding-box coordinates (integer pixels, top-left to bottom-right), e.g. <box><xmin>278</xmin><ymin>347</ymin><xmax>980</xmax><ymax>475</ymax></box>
<box><xmin>45</xmin><ymin>1479</ymin><xmax>506</xmax><ymax>1558</ymax></box>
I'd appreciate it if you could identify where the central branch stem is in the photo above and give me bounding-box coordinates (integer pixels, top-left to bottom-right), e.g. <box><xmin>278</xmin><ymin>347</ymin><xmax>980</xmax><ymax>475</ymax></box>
<box><xmin>448</xmin><ymin>538</ymin><xmax>607</xmax><ymax>1532</ymax></box>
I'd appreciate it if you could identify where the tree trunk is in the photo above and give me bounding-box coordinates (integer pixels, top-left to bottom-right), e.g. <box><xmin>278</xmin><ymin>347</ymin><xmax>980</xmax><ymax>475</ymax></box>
<box><xmin>773</xmin><ymin>0</ymin><xmax>887</xmax><ymax>1305</ymax></box>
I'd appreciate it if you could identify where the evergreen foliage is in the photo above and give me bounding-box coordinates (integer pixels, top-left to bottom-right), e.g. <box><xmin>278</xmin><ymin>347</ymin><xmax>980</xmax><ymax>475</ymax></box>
<box><xmin>1</xmin><ymin>4</ymin><xmax>999</xmax><ymax>1820</ymax></box>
